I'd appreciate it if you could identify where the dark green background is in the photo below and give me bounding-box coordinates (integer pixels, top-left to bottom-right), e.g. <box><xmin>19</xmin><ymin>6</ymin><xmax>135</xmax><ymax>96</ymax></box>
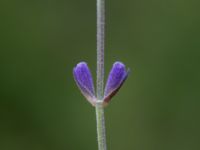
<box><xmin>1</xmin><ymin>0</ymin><xmax>200</xmax><ymax>150</ymax></box>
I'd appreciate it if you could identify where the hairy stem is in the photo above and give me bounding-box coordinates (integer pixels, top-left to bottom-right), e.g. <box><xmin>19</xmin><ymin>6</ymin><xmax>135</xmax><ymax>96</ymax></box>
<box><xmin>96</xmin><ymin>0</ymin><xmax>107</xmax><ymax>150</ymax></box>
<box><xmin>96</xmin><ymin>101</ymin><xmax>107</xmax><ymax>150</ymax></box>
<box><xmin>96</xmin><ymin>0</ymin><xmax>105</xmax><ymax>100</ymax></box>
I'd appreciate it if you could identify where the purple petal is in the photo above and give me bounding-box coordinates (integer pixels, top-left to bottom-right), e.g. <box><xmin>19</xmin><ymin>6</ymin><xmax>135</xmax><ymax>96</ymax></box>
<box><xmin>104</xmin><ymin>62</ymin><xmax>129</xmax><ymax>104</ymax></box>
<box><xmin>73</xmin><ymin>62</ymin><xmax>96</xmax><ymax>106</ymax></box>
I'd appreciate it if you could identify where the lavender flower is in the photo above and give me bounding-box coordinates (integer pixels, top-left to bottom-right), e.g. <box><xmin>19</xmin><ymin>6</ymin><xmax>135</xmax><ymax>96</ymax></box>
<box><xmin>73</xmin><ymin>0</ymin><xmax>130</xmax><ymax>149</ymax></box>
<box><xmin>73</xmin><ymin>61</ymin><xmax>129</xmax><ymax>106</ymax></box>
<box><xmin>103</xmin><ymin>61</ymin><xmax>129</xmax><ymax>105</ymax></box>
<box><xmin>73</xmin><ymin>62</ymin><xmax>96</xmax><ymax>106</ymax></box>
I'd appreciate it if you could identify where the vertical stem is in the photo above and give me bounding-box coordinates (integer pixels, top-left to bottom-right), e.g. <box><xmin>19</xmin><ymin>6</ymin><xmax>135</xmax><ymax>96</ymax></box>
<box><xmin>96</xmin><ymin>0</ymin><xmax>105</xmax><ymax>100</ymax></box>
<box><xmin>96</xmin><ymin>0</ymin><xmax>107</xmax><ymax>150</ymax></box>
<box><xmin>96</xmin><ymin>101</ymin><xmax>107</xmax><ymax>150</ymax></box>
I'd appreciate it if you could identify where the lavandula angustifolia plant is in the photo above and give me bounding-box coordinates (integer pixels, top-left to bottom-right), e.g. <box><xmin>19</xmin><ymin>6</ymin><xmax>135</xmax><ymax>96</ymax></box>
<box><xmin>73</xmin><ymin>0</ymin><xmax>129</xmax><ymax>150</ymax></box>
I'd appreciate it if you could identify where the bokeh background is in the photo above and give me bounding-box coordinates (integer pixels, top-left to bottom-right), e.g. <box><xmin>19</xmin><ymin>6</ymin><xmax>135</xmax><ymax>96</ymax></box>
<box><xmin>1</xmin><ymin>0</ymin><xmax>200</xmax><ymax>150</ymax></box>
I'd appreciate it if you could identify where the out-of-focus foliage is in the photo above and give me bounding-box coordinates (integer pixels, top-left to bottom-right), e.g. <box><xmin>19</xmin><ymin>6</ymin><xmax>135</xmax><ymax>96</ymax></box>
<box><xmin>0</xmin><ymin>0</ymin><xmax>200</xmax><ymax>150</ymax></box>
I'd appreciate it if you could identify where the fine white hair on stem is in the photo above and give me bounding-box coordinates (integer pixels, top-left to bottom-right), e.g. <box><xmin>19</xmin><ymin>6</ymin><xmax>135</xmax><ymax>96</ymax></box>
<box><xmin>96</xmin><ymin>0</ymin><xmax>107</xmax><ymax>150</ymax></box>
<box><xmin>96</xmin><ymin>0</ymin><xmax>105</xmax><ymax>100</ymax></box>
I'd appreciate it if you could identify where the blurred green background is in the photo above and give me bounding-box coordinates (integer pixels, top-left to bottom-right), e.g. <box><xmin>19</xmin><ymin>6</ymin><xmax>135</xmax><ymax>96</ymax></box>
<box><xmin>1</xmin><ymin>0</ymin><xmax>200</xmax><ymax>150</ymax></box>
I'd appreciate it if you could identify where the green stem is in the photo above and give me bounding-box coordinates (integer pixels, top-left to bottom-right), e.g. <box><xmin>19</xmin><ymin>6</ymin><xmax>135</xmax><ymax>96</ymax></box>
<box><xmin>96</xmin><ymin>0</ymin><xmax>107</xmax><ymax>149</ymax></box>
<box><xmin>96</xmin><ymin>0</ymin><xmax>105</xmax><ymax>100</ymax></box>
<box><xmin>96</xmin><ymin>101</ymin><xmax>107</xmax><ymax>150</ymax></box>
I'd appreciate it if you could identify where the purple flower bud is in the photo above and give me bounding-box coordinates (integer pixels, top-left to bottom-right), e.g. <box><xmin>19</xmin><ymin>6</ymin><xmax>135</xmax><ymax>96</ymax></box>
<box><xmin>104</xmin><ymin>62</ymin><xmax>129</xmax><ymax>104</ymax></box>
<box><xmin>73</xmin><ymin>62</ymin><xmax>96</xmax><ymax>106</ymax></box>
